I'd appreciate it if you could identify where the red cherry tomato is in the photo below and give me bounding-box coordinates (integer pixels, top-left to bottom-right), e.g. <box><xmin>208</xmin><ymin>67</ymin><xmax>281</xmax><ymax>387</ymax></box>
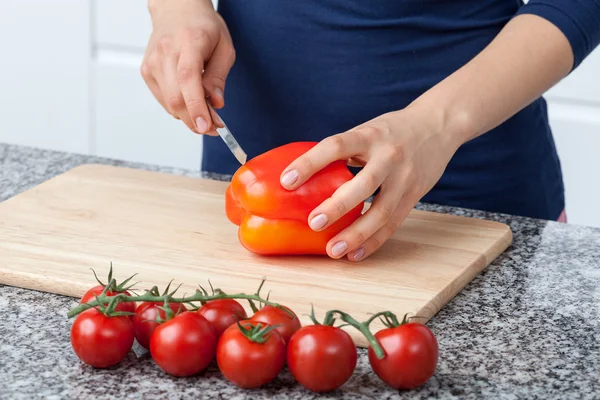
<box><xmin>70</xmin><ymin>308</ymin><xmax>134</xmax><ymax>368</ymax></box>
<box><xmin>132</xmin><ymin>302</ymin><xmax>186</xmax><ymax>350</ymax></box>
<box><xmin>250</xmin><ymin>305</ymin><xmax>301</xmax><ymax>343</ymax></box>
<box><xmin>367</xmin><ymin>323</ymin><xmax>438</xmax><ymax>389</ymax></box>
<box><xmin>217</xmin><ymin>321</ymin><xmax>286</xmax><ymax>388</ymax></box>
<box><xmin>197</xmin><ymin>299</ymin><xmax>248</xmax><ymax>337</ymax></box>
<box><xmin>150</xmin><ymin>312</ymin><xmax>218</xmax><ymax>377</ymax></box>
<box><xmin>80</xmin><ymin>285</ymin><xmax>136</xmax><ymax>316</ymax></box>
<box><xmin>287</xmin><ymin>325</ymin><xmax>357</xmax><ymax>392</ymax></box>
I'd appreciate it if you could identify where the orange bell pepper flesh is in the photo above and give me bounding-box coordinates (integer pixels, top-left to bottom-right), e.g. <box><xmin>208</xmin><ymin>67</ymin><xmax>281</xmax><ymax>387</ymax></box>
<box><xmin>225</xmin><ymin>142</ymin><xmax>363</xmax><ymax>255</ymax></box>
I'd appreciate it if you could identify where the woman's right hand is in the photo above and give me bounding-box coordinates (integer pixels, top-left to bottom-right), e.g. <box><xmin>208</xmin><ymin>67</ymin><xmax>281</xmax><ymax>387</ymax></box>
<box><xmin>142</xmin><ymin>0</ymin><xmax>235</xmax><ymax>135</ymax></box>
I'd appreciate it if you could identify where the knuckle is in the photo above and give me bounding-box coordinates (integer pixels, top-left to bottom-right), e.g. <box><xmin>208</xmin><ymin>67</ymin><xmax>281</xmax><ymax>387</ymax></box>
<box><xmin>361</xmin><ymin>171</ymin><xmax>380</xmax><ymax>192</ymax></box>
<box><xmin>324</xmin><ymin>134</ymin><xmax>346</xmax><ymax>157</ymax></box>
<box><xmin>384</xmin><ymin>219</ymin><xmax>400</xmax><ymax>236</ymax></box>
<box><xmin>298</xmin><ymin>155</ymin><xmax>314</xmax><ymax>172</ymax></box>
<box><xmin>176</xmin><ymin>64</ymin><xmax>196</xmax><ymax>84</ymax></box>
<box><xmin>205</xmin><ymin>74</ymin><xmax>226</xmax><ymax>87</ymax></box>
<box><xmin>226</xmin><ymin>46</ymin><xmax>236</xmax><ymax>65</ymax></box>
<box><xmin>157</xmin><ymin>36</ymin><xmax>171</xmax><ymax>53</ymax></box>
<box><xmin>370</xmin><ymin>234</ymin><xmax>384</xmax><ymax>250</ymax></box>
<box><xmin>182</xmin><ymin>26</ymin><xmax>213</xmax><ymax>44</ymax></box>
<box><xmin>184</xmin><ymin>96</ymin><xmax>206</xmax><ymax>111</ymax></box>
<box><xmin>140</xmin><ymin>62</ymin><xmax>152</xmax><ymax>81</ymax></box>
<box><xmin>166</xmin><ymin>94</ymin><xmax>184</xmax><ymax>111</ymax></box>
<box><xmin>351</xmin><ymin>230</ymin><xmax>366</xmax><ymax>245</ymax></box>
<box><xmin>331</xmin><ymin>199</ymin><xmax>347</xmax><ymax>217</ymax></box>
<box><xmin>374</xmin><ymin>203</ymin><xmax>394</xmax><ymax>224</ymax></box>
<box><xmin>360</xmin><ymin>126</ymin><xmax>383</xmax><ymax>140</ymax></box>
<box><xmin>387</xmin><ymin>143</ymin><xmax>405</xmax><ymax>163</ymax></box>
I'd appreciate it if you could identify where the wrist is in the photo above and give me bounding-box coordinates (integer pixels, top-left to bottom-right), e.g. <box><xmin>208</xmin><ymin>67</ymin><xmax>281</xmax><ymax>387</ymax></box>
<box><xmin>403</xmin><ymin>94</ymin><xmax>473</xmax><ymax>153</ymax></box>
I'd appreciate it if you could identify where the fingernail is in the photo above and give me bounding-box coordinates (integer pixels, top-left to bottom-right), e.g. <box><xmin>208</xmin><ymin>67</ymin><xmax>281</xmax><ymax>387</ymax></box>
<box><xmin>331</xmin><ymin>241</ymin><xmax>348</xmax><ymax>257</ymax></box>
<box><xmin>281</xmin><ymin>170</ymin><xmax>298</xmax><ymax>186</ymax></box>
<box><xmin>352</xmin><ymin>247</ymin><xmax>366</xmax><ymax>261</ymax></box>
<box><xmin>196</xmin><ymin>117</ymin><xmax>208</xmax><ymax>133</ymax></box>
<box><xmin>215</xmin><ymin>88</ymin><xmax>224</xmax><ymax>101</ymax></box>
<box><xmin>309</xmin><ymin>214</ymin><xmax>328</xmax><ymax>231</ymax></box>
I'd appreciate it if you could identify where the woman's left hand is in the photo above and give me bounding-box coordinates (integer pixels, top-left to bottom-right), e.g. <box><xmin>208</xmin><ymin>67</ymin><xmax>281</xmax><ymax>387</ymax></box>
<box><xmin>279</xmin><ymin>106</ymin><xmax>464</xmax><ymax>262</ymax></box>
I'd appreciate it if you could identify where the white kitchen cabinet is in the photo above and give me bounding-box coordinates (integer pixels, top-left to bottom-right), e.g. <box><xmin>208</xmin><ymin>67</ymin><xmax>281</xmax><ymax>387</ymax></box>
<box><xmin>0</xmin><ymin>1</ymin><xmax>90</xmax><ymax>154</ymax></box>
<box><xmin>547</xmin><ymin>101</ymin><xmax>600</xmax><ymax>227</ymax></box>
<box><xmin>94</xmin><ymin>52</ymin><xmax>203</xmax><ymax>170</ymax></box>
<box><xmin>95</xmin><ymin>0</ymin><xmax>152</xmax><ymax>50</ymax></box>
<box><xmin>546</xmin><ymin>42</ymin><xmax>600</xmax><ymax>105</ymax></box>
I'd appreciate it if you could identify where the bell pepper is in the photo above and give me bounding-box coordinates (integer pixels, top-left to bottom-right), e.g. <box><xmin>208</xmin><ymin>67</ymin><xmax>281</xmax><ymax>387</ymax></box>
<box><xmin>225</xmin><ymin>142</ymin><xmax>363</xmax><ymax>255</ymax></box>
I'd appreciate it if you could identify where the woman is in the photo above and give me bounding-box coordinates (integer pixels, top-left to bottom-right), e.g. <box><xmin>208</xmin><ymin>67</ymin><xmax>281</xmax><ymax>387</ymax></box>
<box><xmin>141</xmin><ymin>0</ymin><xmax>600</xmax><ymax>261</ymax></box>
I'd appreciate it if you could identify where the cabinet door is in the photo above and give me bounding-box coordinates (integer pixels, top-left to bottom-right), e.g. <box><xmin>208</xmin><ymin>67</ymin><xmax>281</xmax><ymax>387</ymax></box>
<box><xmin>0</xmin><ymin>1</ymin><xmax>90</xmax><ymax>153</ymax></box>
<box><xmin>94</xmin><ymin>54</ymin><xmax>203</xmax><ymax>170</ymax></box>
<box><xmin>548</xmin><ymin>101</ymin><xmax>600</xmax><ymax>227</ymax></box>
<box><xmin>93</xmin><ymin>0</ymin><xmax>209</xmax><ymax>169</ymax></box>
<box><xmin>545</xmin><ymin>45</ymin><xmax>600</xmax><ymax>228</ymax></box>
<box><xmin>95</xmin><ymin>0</ymin><xmax>152</xmax><ymax>49</ymax></box>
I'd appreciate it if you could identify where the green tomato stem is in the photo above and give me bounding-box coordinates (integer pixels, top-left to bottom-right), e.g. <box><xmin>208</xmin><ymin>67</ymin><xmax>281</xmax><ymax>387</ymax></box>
<box><xmin>67</xmin><ymin>290</ymin><xmax>281</xmax><ymax>319</ymax></box>
<box><xmin>324</xmin><ymin>309</ymin><xmax>386</xmax><ymax>360</ymax></box>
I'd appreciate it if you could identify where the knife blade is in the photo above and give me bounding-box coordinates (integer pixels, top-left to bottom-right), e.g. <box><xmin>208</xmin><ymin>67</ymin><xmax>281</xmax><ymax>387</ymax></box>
<box><xmin>206</xmin><ymin>101</ymin><xmax>247</xmax><ymax>165</ymax></box>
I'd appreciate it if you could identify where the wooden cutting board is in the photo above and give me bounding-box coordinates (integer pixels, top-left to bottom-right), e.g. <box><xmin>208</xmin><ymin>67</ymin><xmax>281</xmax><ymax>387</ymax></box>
<box><xmin>0</xmin><ymin>164</ymin><xmax>512</xmax><ymax>346</ymax></box>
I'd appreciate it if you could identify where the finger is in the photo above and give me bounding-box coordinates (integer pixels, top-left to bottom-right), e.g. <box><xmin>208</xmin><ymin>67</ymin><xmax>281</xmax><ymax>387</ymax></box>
<box><xmin>280</xmin><ymin>133</ymin><xmax>366</xmax><ymax>189</ymax></box>
<box><xmin>203</xmin><ymin>32</ymin><xmax>235</xmax><ymax>109</ymax></box>
<box><xmin>158</xmin><ymin>44</ymin><xmax>198</xmax><ymax>133</ymax></box>
<box><xmin>331</xmin><ymin>186</ymin><xmax>402</xmax><ymax>257</ymax></box>
<box><xmin>142</xmin><ymin>72</ymin><xmax>169</xmax><ymax>113</ymax></box>
<box><xmin>322</xmin><ymin>184</ymin><xmax>402</xmax><ymax>259</ymax></box>
<box><xmin>308</xmin><ymin>161</ymin><xmax>389</xmax><ymax>231</ymax></box>
<box><xmin>347</xmin><ymin>195</ymin><xmax>416</xmax><ymax>262</ymax></box>
<box><xmin>177</xmin><ymin>38</ymin><xmax>213</xmax><ymax>134</ymax></box>
<box><xmin>141</xmin><ymin>55</ymin><xmax>170</xmax><ymax>114</ymax></box>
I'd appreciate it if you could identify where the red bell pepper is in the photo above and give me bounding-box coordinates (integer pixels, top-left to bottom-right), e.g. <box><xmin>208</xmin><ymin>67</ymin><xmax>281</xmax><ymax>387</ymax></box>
<box><xmin>225</xmin><ymin>142</ymin><xmax>363</xmax><ymax>255</ymax></box>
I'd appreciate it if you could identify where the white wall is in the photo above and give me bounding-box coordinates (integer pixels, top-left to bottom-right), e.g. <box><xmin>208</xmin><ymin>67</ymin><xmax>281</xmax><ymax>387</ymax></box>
<box><xmin>0</xmin><ymin>0</ymin><xmax>599</xmax><ymax>227</ymax></box>
<box><xmin>0</xmin><ymin>1</ymin><xmax>90</xmax><ymax>154</ymax></box>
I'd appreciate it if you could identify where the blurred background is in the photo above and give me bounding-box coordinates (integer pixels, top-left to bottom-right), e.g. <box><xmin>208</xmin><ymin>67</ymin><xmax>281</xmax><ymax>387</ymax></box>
<box><xmin>1</xmin><ymin>1</ymin><xmax>599</xmax><ymax>227</ymax></box>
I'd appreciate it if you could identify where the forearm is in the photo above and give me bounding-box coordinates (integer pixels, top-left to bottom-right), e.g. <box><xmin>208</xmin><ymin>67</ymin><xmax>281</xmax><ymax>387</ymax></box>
<box><xmin>411</xmin><ymin>14</ymin><xmax>573</xmax><ymax>146</ymax></box>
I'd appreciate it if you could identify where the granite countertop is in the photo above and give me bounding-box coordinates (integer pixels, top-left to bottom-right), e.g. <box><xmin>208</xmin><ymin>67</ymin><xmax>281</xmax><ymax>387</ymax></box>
<box><xmin>1</xmin><ymin>143</ymin><xmax>599</xmax><ymax>400</ymax></box>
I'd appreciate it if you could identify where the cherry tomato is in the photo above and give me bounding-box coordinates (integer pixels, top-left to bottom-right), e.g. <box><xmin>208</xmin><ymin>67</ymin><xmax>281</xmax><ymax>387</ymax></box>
<box><xmin>132</xmin><ymin>302</ymin><xmax>186</xmax><ymax>350</ymax></box>
<box><xmin>70</xmin><ymin>308</ymin><xmax>134</xmax><ymax>368</ymax></box>
<box><xmin>150</xmin><ymin>312</ymin><xmax>218</xmax><ymax>377</ymax></box>
<box><xmin>198</xmin><ymin>299</ymin><xmax>247</xmax><ymax>338</ymax></box>
<box><xmin>250</xmin><ymin>305</ymin><xmax>301</xmax><ymax>343</ymax></box>
<box><xmin>287</xmin><ymin>325</ymin><xmax>357</xmax><ymax>392</ymax></box>
<box><xmin>80</xmin><ymin>285</ymin><xmax>136</xmax><ymax>316</ymax></box>
<box><xmin>217</xmin><ymin>321</ymin><xmax>286</xmax><ymax>388</ymax></box>
<box><xmin>367</xmin><ymin>323</ymin><xmax>438</xmax><ymax>389</ymax></box>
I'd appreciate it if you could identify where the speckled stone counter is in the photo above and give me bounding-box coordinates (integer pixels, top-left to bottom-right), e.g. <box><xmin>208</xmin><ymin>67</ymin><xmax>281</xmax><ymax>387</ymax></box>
<box><xmin>1</xmin><ymin>143</ymin><xmax>599</xmax><ymax>400</ymax></box>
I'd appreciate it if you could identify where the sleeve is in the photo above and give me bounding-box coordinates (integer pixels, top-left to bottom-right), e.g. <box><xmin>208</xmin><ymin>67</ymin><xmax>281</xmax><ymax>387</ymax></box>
<box><xmin>516</xmin><ymin>0</ymin><xmax>600</xmax><ymax>70</ymax></box>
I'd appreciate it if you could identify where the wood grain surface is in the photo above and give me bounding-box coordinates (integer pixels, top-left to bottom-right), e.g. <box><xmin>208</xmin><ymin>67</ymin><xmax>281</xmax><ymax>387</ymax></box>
<box><xmin>0</xmin><ymin>164</ymin><xmax>512</xmax><ymax>346</ymax></box>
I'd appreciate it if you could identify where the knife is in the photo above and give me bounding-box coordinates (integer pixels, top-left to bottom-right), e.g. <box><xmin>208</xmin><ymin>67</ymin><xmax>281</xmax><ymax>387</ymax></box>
<box><xmin>206</xmin><ymin>100</ymin><xmax>247</xmax><ymax>165</ymax></box>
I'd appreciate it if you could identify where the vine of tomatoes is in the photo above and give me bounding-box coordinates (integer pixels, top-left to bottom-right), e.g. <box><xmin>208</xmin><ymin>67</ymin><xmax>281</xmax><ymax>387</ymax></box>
<box><xmin>67</xmin><ymin>265</ymin><xmax>439</xmax><ymax>392</ymax></box>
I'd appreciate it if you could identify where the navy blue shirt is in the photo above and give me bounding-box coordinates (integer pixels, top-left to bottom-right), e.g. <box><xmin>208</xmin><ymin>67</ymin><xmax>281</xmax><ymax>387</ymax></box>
<box><xmin>202</xmin><ymin>0</ymin><xmax>600</xmax><ymax>220</ymax></box>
